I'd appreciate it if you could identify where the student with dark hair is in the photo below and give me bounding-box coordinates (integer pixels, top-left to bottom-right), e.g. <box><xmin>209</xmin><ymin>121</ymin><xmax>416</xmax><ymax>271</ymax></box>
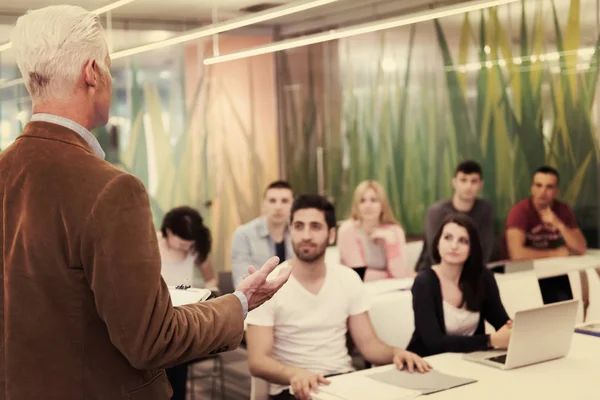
<box><xmin>416</xmin><ymin>160</ymin><xmax>494</xmax><ymax>272</ymax></box>
<box><xmin>247</xmin><ymin>195</ymin><xmax>430</xmax><ymax>400</ymax></box>
<box><xmin>158</xmin><ymin>206</ymin><xmax>216</xmax><ymax>289</ymax></box>
<box><xmin>231</xmin><ymin>180</ymin><xmax>294</xmax><ymax>287</ymax></box>
<box><xmin>158</xmin><ymin>206</ymin><xmax>216</xmax><ymax>400</ymax></box>
<box><xmin>504</xmin><ymin>166</ymin><xmax>588</xmax><ymax>305</ymax></box>
<box><xmin>408</xmin><ymin>213</ymin><xmax>511</xmax><ymax>357</ymax></box>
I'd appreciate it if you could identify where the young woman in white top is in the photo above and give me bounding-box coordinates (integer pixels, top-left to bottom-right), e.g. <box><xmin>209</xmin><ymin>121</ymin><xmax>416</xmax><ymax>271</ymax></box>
<box><xmin>158</xmin><ymin>206</ymin><xmax>215</xmax><ymax>400</ymax></box>
<box><xmin>407</xmin><ymin>213</ymin><xmax>512</xmax><ymax>357</ymax></box>
<box><xmin>158</xmin><ymin>206</ymin><xmax>216</xmax><ymax>289</ymax></box>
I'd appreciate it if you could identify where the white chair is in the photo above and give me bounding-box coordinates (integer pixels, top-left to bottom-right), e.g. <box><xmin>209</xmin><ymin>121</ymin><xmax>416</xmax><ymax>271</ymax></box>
<box><xmin>250</xmin><ymin>376</ymin><xmax>269</xmax><ymax>400</ymax></box>
<box><xmin>405</xmin><ymin>240</ymin><xmax>423</xmax><ymax>271</ymax></box>
<box><xmin>368</xmin><ymin>291</ymin><xmax>414</xmax><ymax>349</ymax></box>
<box><xmin>495</xmin><ymin>270</ymin><xmax>544</xmax><ymax>318</ymax></box>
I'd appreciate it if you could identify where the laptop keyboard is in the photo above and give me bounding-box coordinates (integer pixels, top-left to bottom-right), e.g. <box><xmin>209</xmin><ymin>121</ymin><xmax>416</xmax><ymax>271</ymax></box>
<box><xmin>487</xmin><ymin>354</ymin><xmax>507</xmax><ymax>364</ymax></box>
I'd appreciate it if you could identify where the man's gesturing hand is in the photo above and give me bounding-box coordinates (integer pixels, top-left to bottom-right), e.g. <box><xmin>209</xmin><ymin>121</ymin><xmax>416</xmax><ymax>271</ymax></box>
<box><xmin>235</xmin><ymin>256</ymin><xmax>292</xmax><ymax>311</ymax></box>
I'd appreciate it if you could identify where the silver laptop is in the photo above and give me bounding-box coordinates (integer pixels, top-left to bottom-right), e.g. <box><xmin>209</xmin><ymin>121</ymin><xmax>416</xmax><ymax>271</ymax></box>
<box><xmin>464</xmin><ymin>299</ymin><xmax>579</xmax><ymax>370</ymax></box>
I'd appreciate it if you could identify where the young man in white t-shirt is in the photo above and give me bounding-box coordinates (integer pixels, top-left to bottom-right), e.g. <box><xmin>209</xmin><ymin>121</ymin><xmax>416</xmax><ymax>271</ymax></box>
<box><xmin>246</xmin><ymin>194</ymin><xmax>430</xmax><ymax>400</ymax></box>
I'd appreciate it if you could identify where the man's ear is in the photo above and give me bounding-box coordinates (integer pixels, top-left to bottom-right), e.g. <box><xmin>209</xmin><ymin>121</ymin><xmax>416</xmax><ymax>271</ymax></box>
<box><xmin>328</xmin><ymin>227</ymin><xmax>336</xmax><ymax>245</ymax></box>
<box><xmin>83</xmin><ymin>59</ymin><xmax>98</xmax><ymax>88</ymax></box>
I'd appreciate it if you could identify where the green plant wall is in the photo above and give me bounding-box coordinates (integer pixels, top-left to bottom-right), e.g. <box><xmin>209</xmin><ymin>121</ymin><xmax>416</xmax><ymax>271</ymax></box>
<box><xmin>279</xmin><ymin>0</ymin><xmax>600</xmax><ymax>244</ymax></box>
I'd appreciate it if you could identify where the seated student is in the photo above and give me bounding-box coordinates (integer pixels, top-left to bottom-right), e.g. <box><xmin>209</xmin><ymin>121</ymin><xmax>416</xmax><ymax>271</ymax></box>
<box><xmin>157</xmin><ymin>206</ymin><xmax>215</xmax><ymax>400</ymax></box>
<box><xmin>407</xmin><ymin>213</ymin><xmax>511</xmax><ymax>357</ymax></box>
<box><xmin>158</xmin><ymin>206</ymin><xmax>216</xmax><ymax>289</ymax></box>
<box><xmin>337</xmin><ymin>180</ymin><xmax>410</xmax><ymax>281</ymax></box>
<box><xmin>246</xmin><ymin>194</ymin><xmax>430</xmax><ymax>400</ymax></box>
<box><xmin>504</xmin><ymin>166</ymin><xmax>587</xmax><ymax>305</ymax></box>
<box><xmin>231</xmin><ymin>180</ymin><xmax>294</xmax><ymax>287</ymax></box>
<box><xmin>416</xmin><ymin>160</ymin><xmax>494</xmax><ymax>272</ymax></box>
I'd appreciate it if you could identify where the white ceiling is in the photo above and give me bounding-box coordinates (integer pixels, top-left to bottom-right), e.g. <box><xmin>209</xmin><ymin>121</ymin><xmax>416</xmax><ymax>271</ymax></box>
<box><xmin>0</xmin><ymin>0</ymin><xmax>598</xmax><ymax>69</ymax></box>
<box><xmin>0</xmin><ymin>0</ymin><xmax>289</xmax><ymax>22</ymax></box>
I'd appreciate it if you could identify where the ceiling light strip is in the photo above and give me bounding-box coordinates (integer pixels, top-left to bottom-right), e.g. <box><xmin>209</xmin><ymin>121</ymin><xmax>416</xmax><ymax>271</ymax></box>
<box><xmin>203</xmin><ymin>0</ymin><xmax>519</xmax><ymax>65</ymax></box>
<box><xmin>110</xmin><ymin>0</ymin><xmax>338</xmax><ymax>59</ymax></box>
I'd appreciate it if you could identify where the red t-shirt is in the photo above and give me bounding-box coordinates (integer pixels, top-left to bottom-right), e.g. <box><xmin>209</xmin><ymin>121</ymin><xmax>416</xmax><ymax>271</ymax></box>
<box><xmin>503</xmin><ymin>198</ymin><xmax>578</xmax><ymax>257</ymax></box>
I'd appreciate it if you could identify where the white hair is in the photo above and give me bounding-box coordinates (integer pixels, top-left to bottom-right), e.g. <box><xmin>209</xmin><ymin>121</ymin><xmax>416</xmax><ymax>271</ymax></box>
<box><xmin>10</xmin><ymin>5</ymin><xmax>108</xmax><ymax>103</ymax></box>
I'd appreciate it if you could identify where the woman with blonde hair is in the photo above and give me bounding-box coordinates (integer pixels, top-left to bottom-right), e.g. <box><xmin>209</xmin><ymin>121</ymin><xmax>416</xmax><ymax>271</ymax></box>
<box><xmin>337</xmin><ymin>180</ymin><xmax>410</xmax><ymax>281</ymax></box>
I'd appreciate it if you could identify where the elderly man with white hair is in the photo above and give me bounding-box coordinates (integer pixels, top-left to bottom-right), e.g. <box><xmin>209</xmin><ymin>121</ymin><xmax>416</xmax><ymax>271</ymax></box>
<box><xmin>0</xmin><ymin>5</ymin><xmax>290</xmax><ymax>400</ymax></box>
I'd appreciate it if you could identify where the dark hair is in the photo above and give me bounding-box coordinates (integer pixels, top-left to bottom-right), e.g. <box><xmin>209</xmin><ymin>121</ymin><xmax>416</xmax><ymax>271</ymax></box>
<box><xmin>290</xmin><ymin>194</ymin><xmax>336</xmax><ymax>229</ymax></box>
<box><xmin>533</xmin><ymin>166</ymin><xmax>560</xmax><ymax>184</ymax></box>
<box><xmin>161</xmin><ymin>206</ymin><xmax>211</xmax><ymax>264</ymax></box>
<box><xmin>431</xmin><ymin>213</ymin><xmax>484</xmax><ymax>312</ymax></box>
<box><xmin>264</xmin><ymin>180</ymin><xmax>293</xmax><ymax>197</ymax></box>
<box><xmin>455</xmin><ymin>160</ymin><xmax>482</xmax><ymax>177</ymax></box>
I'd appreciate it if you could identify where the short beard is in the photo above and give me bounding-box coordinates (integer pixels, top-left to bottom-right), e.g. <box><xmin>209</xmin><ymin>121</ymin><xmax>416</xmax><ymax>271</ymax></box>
<box><xmin>294</xmin><ymin>242</ymin><xmax>328</xmax><ymax>263</ymax></box>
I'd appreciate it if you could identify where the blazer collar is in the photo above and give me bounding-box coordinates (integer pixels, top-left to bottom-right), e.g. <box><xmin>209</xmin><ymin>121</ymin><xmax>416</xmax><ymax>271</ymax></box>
<box><xmin>17</xmin><ymin>121</ymin><xmax>98</xmax><ymax>157</ymax></box>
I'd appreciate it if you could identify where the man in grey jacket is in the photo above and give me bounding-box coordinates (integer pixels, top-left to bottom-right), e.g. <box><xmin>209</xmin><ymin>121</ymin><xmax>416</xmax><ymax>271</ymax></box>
<box><xmin>231</xmin><ymin>181</ymin><xmax>294</xmax><ymax>287</ymax></box>
<box><xmin>416</xmin><ymin>160</ymin><xmax>494</xmax><ymax>271</ymax></box>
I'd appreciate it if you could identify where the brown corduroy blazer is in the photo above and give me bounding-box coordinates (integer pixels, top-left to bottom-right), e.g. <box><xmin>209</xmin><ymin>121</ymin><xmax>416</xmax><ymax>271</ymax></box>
<box><xmin>0</xmin><ymin>121</ymin><xmax>244</xmax><ymax>400</ymax></box>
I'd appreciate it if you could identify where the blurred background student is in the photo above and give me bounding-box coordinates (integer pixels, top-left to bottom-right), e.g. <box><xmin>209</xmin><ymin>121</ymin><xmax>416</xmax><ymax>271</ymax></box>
<box><xmin>338</xmin><ymin>180</ymin><xmax>410</xmax><ymax>281</ymax></box>
<box><xmin>158</xmin><ymin>206</ymin><xmax>216</xmax><ymax>289</ymax></box>
<box><xmin>157</xmin><ymin>206</ymin><xmax>216</xmax><ymax>400</ymax></box>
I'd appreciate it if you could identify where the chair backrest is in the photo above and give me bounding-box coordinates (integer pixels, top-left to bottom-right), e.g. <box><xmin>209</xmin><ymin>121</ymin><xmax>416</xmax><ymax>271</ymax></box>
<box><xmin>250</xmin><ymin>376</ymin><xmax>270</xmax><ymax>400</ymax></box>
<box><xmin>368</xmin><ymin>291</ymin><xmax>415</xmax><ymax>350</ymax></box>
<box><xmin>494</xmin><ymin>270</ymin><xmax>544</xmax><ymax>318</ymax></box>
<box><xmin>218</xmin><ymin>271</ymin><xmax>235</xmax><ymax>295</ymax></box>
<box><xmin>405</xmin><ymin>240</ymin><xmax>423</xmax><ymax>271</ymax></box>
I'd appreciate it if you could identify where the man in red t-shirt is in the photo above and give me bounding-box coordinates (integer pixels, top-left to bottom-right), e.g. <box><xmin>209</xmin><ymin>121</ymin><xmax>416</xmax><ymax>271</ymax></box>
<box><xmin>504</xmin><ymin>166</ymin><xmax>588</xmax><ymax>305</ymax></box>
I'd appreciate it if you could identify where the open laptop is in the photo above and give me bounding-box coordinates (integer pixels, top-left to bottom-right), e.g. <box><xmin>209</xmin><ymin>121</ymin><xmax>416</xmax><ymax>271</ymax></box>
<box><xmin>464</xmin><ymin>299</ymin><xmax>579</xmax><ymax>370</ymax></box>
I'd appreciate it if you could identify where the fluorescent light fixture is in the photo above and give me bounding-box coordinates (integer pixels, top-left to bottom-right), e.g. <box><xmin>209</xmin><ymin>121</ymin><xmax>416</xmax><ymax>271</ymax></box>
<box><xmin>111</xmin><ymin>0</ymin><xmax>338</xmax><ymax>60</ymax></box>
<box><xmin>0</xmin><ymin>0</ymin><xmax>138</xmax><ymax>54</ymax></box>
<box><xmin>203</xmin><ymin>0</ymin><xmax>520</xmax><ymax>65</ymax></box>
<box><xmin>0</xmin><ymin>78</ymin><xmax>25</xmax><ymax>90</ymax></box>
<box><xmin>93</xmin><ymin>0</ymin><xmax>136</xmax><ymax>14</ymax></box>
<box><xmin>449</xmin><ymin>46</ymin><xmax>598</xmax><ymax>72</ymax></box>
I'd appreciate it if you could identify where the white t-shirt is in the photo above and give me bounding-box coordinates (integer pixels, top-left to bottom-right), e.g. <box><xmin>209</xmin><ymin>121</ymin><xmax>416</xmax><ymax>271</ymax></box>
<box><xmin>246</xmin><ymin>261</ymin><xmax>370</xmax><ymax>395</ymax></box>
<box><xmin>161</xmin><ymin>253</ymin><xmax>196</xmax><ymax>287</ymax></box>
<box><xmin>157</xmin><ymin>232</ymin><xmax>199</xmax><ymax>287</ymax></box>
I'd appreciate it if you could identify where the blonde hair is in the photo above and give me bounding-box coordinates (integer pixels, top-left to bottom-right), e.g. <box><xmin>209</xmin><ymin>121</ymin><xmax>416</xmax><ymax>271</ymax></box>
<box><xmin>350</xmin><ymin>180</ymin><xmax>400</xmax><ymax>225</ymax></box>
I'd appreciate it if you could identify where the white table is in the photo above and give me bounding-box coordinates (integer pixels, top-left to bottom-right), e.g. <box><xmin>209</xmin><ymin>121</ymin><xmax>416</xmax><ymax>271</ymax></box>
<box><xmin>312</xmin><ymin>333</ymin><xmax>600</xmax><ymax>400</ymax></box>
<box><xmin>364</xmin><ymin>278</ymin><xmax>414</xmax><ymax>296</ymax></box>
<box><xmin>532</xmin><ymin>254</ymin><xmax>600</xmax><ymax>279</ymax></box>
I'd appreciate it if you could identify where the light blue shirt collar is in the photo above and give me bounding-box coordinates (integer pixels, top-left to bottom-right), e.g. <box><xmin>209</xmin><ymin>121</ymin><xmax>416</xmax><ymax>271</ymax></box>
<box><xmin>30</xmin><ymin>113</ymin><xmax>106</xmax><ymax>159</ymax></box>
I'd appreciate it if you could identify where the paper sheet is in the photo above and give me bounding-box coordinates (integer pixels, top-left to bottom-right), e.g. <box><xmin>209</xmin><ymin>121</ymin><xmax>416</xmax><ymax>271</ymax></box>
<box><xmin>169</xmin><ymin>287</ymin><xmax>212</xmax><ymax>306</ymax></box>
<box><xmin>317</xmin><ymin>374</ymin><xmax>420</xmax><ymax>400</ymax></box>
<box><xmin>367</xmin><ymin>368</ymin><xmax>477</xmax><ymax>395</ymax></box>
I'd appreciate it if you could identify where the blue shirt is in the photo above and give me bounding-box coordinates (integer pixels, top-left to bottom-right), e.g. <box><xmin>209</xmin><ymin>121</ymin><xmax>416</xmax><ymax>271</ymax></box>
<box><xmin>231</xmin><ymin>216</ymin><xmax>293</xmax><ymax>287</ymax></box>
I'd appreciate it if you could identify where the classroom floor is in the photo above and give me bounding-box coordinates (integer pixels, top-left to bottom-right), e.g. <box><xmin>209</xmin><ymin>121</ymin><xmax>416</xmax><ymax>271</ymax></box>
<box><xmin>187</xmin><ymin>347</ymin><xmax>251</xmax><ymax>400</ymax></box>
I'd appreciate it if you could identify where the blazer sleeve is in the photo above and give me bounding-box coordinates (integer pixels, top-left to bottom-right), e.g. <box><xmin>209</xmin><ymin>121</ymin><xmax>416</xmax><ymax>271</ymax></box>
<box><xmin>385</xmin><ymin>225</ymin><xmax>410</xmax><ymax>278</ymax></box>
<box><xmin>482</xmin><ymin>269</ymin><xmax>510</xmax><ymax>329</ymax></box>
<box><xmin>337</xmin><ymin>220</ymin><xmax>366</xmax><ymax>268</ymax></box>
<box><xmin>80</xmin><ymin>173</ymin><xmax>244</xmax><ymax>370</ymax></box>
<box><xmin>412</xmin><ymin>273</ymin><xmax>490</xmax><ymax>355</ymax></box>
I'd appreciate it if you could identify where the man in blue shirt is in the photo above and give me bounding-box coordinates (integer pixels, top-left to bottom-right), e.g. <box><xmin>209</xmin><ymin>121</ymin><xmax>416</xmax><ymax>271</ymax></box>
<box><xmin>231</xmin><ymin>181</ymin><xmax>294</xmax><ymax>287</ymax></box>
